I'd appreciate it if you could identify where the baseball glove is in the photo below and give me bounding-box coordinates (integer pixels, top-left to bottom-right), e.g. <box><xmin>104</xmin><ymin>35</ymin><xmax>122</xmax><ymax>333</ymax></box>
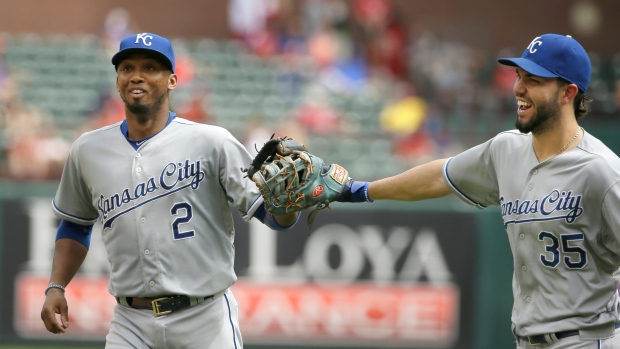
<box><xmin>243</xmin><ymin>135</ymin><xmax>351</xmax><ymax>231</ymax></box>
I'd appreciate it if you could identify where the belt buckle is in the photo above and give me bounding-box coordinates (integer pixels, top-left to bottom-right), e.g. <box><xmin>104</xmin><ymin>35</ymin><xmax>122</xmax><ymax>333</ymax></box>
<box><xmin>528</xmin><ymin>336</ymin><xmax>542</xmax><ymax>346</ymax></box>
<box><xmin>151</xmin><ymin>297</ymin><xmax>172</xmax><ymax>316</ymax></box>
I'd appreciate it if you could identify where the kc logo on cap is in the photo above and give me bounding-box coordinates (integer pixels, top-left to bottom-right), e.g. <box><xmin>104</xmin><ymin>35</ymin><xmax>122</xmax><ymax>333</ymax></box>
<box><xmin>497</xmin><ymin>34</ymin><xmax>591</xmax><ymax>92</ymax></box>
<box><xmin>135</xmin><ymin>33</ymin><xmax>154</xmax><ymax>47</ymax></box>
<box><xmin>526</xmin><ymin>36</ymin><xmax>543</xmax><ymax>54</ymax></box>
<box><xmin>111</xmin><ymin>32</ymin><xmax>176</xmax><ymax>72</ymax></box>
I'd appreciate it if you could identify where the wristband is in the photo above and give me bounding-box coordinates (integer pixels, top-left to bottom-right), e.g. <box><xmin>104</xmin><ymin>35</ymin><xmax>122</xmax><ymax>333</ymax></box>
<box><xmin>338</xmin><ymin>180</ymin><xmax>373</xmax><ymax>203</ymax></box>
<box><xmin>349</xmin><ymin>181</ymin><xmax>373</xmax><ymax>203</ymax></box>
<box><xmin>45</xmin><ymin>283</ymin><xmax>66</xmax><ymax>295</ymax></box>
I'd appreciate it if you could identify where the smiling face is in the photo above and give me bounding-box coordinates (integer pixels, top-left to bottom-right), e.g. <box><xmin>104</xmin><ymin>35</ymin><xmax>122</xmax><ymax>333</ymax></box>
<box><xmin>512</xmin><ymin>67</ymin><xmax>564</xmax><ymax>134</ymax></box>
<box><xmin>115</xmin><ymin>53</ymin><xmax>177</xmax><ymax>120</ymax></box>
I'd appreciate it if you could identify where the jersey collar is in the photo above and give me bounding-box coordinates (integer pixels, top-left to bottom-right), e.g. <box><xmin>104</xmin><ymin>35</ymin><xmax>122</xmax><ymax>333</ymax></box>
<box><xmin>121</xmin><ymin>112</ymin><xmax>176</xmax><ymax>150</ymax></box>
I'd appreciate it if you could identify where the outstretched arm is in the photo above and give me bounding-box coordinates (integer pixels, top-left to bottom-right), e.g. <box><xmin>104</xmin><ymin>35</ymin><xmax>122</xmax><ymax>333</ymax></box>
<box><xmin>368</xmin><ymin>158</ymin><xmax>452</xmax><ymax>201</ymax></box>
<box><xmin>41</xmin><ymin>238</ymin><xmax>88</xmax><ymax>334</ymax></box>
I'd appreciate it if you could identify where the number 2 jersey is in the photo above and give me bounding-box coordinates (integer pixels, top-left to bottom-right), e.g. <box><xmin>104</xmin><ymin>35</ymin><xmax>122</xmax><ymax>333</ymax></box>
<box><xmin>52</xmin><ymin>115</ymin><xmax>263</xmax><ymax>298</ymax></box>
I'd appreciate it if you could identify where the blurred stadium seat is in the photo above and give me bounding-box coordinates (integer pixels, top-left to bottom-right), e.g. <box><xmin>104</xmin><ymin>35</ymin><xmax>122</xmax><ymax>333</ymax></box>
<box><xmin>2</xmin><ymin>32</ymin><xmax>620</xmax><ymax>181</ymax></box>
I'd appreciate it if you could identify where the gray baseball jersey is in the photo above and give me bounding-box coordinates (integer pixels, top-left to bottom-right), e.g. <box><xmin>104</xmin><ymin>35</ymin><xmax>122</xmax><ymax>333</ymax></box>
<box><xmin>52</xmin><ymin>116</ymin><xmax>263</xmax><ymax>298</ymax></box>
<box><xmin>443</xmin><ymin>129</ymin><xmax>620</xmax><ymax>337</ymax></box>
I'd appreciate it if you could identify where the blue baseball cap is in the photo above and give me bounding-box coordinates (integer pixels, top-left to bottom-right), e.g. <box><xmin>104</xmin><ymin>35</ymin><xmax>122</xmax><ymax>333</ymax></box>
<box><xmin>498</xmin><ymin>34</ymin><xmax>591</xmax><ymax>92</ymax></box>
<box><xmin>112</xmin><ymin>33</ymin><xmax>175</xmax><ymax>72</ymax></box>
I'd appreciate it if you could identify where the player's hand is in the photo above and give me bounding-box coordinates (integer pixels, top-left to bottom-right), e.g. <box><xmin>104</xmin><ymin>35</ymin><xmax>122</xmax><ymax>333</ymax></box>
<box><xmin>41</xmin><ymin>288</ymin><xmax>70</xmax><ymax>334</ymax></box>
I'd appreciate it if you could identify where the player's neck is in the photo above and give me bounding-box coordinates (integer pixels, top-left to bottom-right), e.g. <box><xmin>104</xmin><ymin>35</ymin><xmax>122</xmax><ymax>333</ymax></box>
<box><xmin>532</xmin><ymin>121</ymin><xmax>582</xmax><ymax>162</ymax></box>
<box><xmin>125</xmin><ymin>111</ymin><xmax>170</xmax><ymax>140</ymax></box>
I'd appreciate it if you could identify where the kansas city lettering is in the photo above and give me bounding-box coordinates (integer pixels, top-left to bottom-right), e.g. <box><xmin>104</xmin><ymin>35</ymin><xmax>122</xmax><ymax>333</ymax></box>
<box><xmin>98</xmin><ymin>159</ymin><xmax>205</xmax><ymax>220</ymax></box>
<box><xmin>500</xmin><ymin>189</ymin><xmax>583</xmax><ymax>223</ymax></box>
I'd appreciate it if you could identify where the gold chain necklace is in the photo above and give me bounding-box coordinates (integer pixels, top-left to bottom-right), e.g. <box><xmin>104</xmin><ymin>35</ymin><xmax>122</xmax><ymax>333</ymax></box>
<box><xmin>557</xmin><ymin>127</ymin><xmax>582</xmax><ymax>155</ymax></box>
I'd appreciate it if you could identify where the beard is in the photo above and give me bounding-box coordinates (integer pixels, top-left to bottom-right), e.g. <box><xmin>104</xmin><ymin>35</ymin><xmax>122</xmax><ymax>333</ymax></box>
<box><xmin>124</xmin><ymin>93</ymin><xmax>166</xmax><ymax>121</ymax></box>
<box><xmin>126</xmin><ymin>101</ymin><xmax>150</xmax><ymax>115</ymax></box>
<box><xmin>515</xmin><ymin>91</ymin><xmax>562</xmax><ymax>134</ymax></box>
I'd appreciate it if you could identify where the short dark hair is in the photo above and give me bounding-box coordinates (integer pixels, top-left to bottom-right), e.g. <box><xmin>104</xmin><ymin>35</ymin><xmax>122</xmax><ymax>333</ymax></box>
<box><xmin>558</xmin><ymin>78</ymin><xmax>591</xmax><ymax>120</ymax></box>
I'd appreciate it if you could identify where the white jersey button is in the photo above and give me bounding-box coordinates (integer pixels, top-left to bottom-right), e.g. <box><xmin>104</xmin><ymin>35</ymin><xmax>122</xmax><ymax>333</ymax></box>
<box><xmin>519</xmin><ymin>233</ymin><xmax>525</xmax><ymax>239</ymax></box>
<box><xmin>149</xmin><ymin>281</ymin><xmax>155</xmax><ymax>287</ymax></box>
<box><xmin>533</xmin><ymin>169</ymin><xmax>538</xmax><ymax>175</ymax></box>
<box><xmin>136</xmin><ymin>153</ymin><xmax>142</xmax><ymax>158</ymax></box>
<box><xmin>520</xmin><ymin>329</ymin><xmax>526</xmax><ymax>335</ymax></box>
<box><xmin>521</xmin><ymin>265</ymin><xmax>527</xmax><ymax>271</ymax></box>
<box><xmin>144</xmin><ymin>249</ymin><xmax>150</xmax><ymax>255</ymax></box>
<box><xmin>526</xmin><ymin>297</ymin><xmax>531</xmax><ymax>303</ymax></box>
<box><xmin>136</xmin><ymin>167</ymin><xmax>142</xmax><ymax>173</ymax></box>
<box><xmin>141</xmin><ymin>217</ymin><xmax>146</xmax><ymax>223</ymax></box>
<box><xmin>528</xmin><ymin>184</ymin><xmax>533</xmax><ymax>191</ymax></box>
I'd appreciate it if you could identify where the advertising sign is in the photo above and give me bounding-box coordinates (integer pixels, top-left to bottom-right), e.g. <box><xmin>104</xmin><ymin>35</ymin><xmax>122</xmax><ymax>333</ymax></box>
<box><xmin>2</xmin><ymin>198</ymin><xmax>477</xmax><ymax>348</ymax></box>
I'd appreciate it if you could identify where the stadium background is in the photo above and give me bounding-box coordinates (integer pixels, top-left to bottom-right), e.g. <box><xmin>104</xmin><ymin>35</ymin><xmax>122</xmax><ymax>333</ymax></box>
<box><xmin>0</xmin><ymin>0</ymin><xmax>619</xmax><ymax>348</ymax></box>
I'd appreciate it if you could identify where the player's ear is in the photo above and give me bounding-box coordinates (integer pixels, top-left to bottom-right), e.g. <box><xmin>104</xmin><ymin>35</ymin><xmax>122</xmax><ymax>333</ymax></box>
<box><xmin>561</xmin><ymin>83</ymin><xmax>579</xmax><ymax>105</ymax></box>
<box><xmin>168</xmin><ymin>73</ymin><xmax>178</xmax><ymax>90</ymax></box>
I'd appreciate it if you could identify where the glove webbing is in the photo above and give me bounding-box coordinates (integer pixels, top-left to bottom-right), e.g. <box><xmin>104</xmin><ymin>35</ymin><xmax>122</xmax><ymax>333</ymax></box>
<box><xmin>274</xmin><ymin>153</ymin><xmax>315</xmax><ymax>213</ymax></box>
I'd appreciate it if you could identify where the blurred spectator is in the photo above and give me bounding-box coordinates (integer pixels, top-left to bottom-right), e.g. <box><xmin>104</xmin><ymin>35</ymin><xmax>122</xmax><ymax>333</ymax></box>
<box><xmin>242</xmin><ymin>116</ymin><xmax>273</xmax><ymax>156</ymax></box>
<box><xmin>307</xmin><ymin>24</ymin><xmax>368</xmax><ymax>97</ymax></box>
<box><xmin>87</xmin><ymin>89</ymin><xmax>125</xmax><ymax>130</ymax></box>
<box><xmin>317</xmin><ymin>55</ymin><xmax>368</xmax><ymax>96</ymax></box>
<box><xmin>274</xmin><ymin>29</ymin><xmax>310</xmax><ymax>106</ymax></box>
<box><xmin>228</xmin><ymin>0</ymin><xmax>281</xmax><ymax>57</ymax></box>
<box><xmin>274</xmin><ymin>2</ymin><xmax>306</xmax><ymax>59</ymax></box>
<box><xmin>307</xmin><ymin>26</ymin><xmax>342</xmax><ymax>69</ymax></box>
<box><xmin>174</xmin><ymin>53</ymin><xmax>197</xmax><ymax>88</ymax></box>
<box><xmin>293</xmin><ymin>85</ymin><xmax>346</xmax><ymax>135</ymax></box>
<box><xmin>0</xmin><ymin>76</ymin><xmax>17</xmax><ymax>174</ymax></box>
<box><xmin>379</xmin><ymin>80</ymin><xmax>436</xmax><ymax>165</ymax></box>
<box><xmin>407</xmin><ymin>30</ymin><xmax>484</xmax><ymax>124</ymax></box>
<box><xmin>99</xmin><ymin>7</ymin><xmax>138</xmax><ymax>57</ymax></box>
<box><xmin>0</xmin><ymin>34</ymin><xmax>14</xmax><ymax>126</ymax></box>
<box><xmin>274</xmin><ymin>117</ymin><xmax>310</xmax><ymax>149</ymax></box>
<box><xmin>0</xmin><ymin>69</ymin><xmax>17</xmax><ymax>115</ymax></box>
<box><xmin>3</xmin><ymin>97</ymin><xmax>69</xmax><ymax>180</ymax></box>
<box><xmin>380</xmin><ymin>80</ymin><xmax>427</xmax><ymax>137</ymax></box>
<box><xmin>350</xmin><ymin>0</ymin><xmax>408</xmax><ymax>78</ymax></box>
<box><xmin>301</xmin><ymin>0</ymin><xmax>349</xmax><ymax>37</ymax></box>
<box><xmin>492</xmin><ymin>48</ymin><xmax>519</xmax><ymax>115</ymax></box>
<box><xmin>176</xmin><ymin>91</ymin><xmax>212</xmax><ymax>124</ymax></box>
<box><xmin>493</xmin><ymin>49</ymin><xmax>518</xmax><ymax>95</ymax></box>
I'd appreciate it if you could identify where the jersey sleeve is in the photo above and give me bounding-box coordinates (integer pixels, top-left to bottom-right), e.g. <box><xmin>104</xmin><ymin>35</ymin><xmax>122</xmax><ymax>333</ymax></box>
<box><xmin>52</xmin><ymin>141</ymin><xmax>99</xmax><ymax>225</ymax></box>
<box><xmin>600</xmin><ymin>180</ymin><xmax>620</xmax><ymax>257</ymax></box>
<box><xmin>218</xmin><ymin>132</ymin><xmax>264</xmax><ymax>221</ymax></box>
<box><xmin>443</xmin><ymin>138</ymin><xmax>500</xmax><ymax>209</ymax></box>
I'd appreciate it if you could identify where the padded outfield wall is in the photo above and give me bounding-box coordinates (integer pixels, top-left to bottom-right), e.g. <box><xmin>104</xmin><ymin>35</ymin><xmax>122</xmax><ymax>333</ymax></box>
<box><xmin>0</xmin><ymin>181</ymin><xmax>513</xmax><ymax>349</ymax></box>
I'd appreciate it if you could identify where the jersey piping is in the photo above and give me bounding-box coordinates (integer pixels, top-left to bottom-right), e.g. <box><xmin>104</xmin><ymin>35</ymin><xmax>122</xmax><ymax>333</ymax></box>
<box><xmin>443</xmin><ymin>157</ymin><xmax>487</xmax><ymax>209</ymax></box>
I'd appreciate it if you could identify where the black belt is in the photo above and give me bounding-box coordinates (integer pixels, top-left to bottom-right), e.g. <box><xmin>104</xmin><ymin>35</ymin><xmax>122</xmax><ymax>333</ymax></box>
<box><xmin>518</xmin><ymin>330</ymin><xmax>579</xmax><ymax>346</ymax></box>
<box><xmin>116</xmin><ymin>295</ymin><xmax>214</xmax><ymax>316</ymax></box>
<box><xmin>517</xmin><ymin>322</ymin><xmax>620</xmax><ymax>346</ymax></box>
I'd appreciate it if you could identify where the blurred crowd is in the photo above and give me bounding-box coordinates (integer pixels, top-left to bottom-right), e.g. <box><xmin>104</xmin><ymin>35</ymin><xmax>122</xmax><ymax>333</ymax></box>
<box><xmin>1</xmin><ymin>0</ymin><xmax>620</xmax><ymax>181</ymax></box>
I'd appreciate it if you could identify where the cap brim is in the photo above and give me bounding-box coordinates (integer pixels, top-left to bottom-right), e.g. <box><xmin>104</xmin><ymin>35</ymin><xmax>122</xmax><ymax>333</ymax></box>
<box><xmin>112</xmin><ymin>48</ymin><xmax>173</xmax><ymax>72</ymax></box>
<box><xmin>497</xmin><ymin>57</ymin><xmax>558</xmax><ymax>79</ymax></box>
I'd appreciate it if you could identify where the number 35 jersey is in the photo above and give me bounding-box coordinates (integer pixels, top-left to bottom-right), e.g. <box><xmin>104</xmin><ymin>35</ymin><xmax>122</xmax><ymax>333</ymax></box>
<box><xmin>443</xmin><ymin>129</ymin><xmax>620</xmax><ymax>337</ymax></box>
<box><xmin>52</xmin><ymin>116</ymin><xmax>263</xmax><ymax>298</ymax></box>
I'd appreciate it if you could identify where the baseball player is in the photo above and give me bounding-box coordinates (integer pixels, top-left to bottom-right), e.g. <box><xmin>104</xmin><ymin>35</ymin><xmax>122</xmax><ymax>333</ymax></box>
<box><xmin>333</xmin><ymin>34</ymin><xmax>620</xmax><ymax>348</ymax></box>
<box><xmin>40</xmin><ymin>33</ymin><xmax>299</xmax><ymax>349</ymax></box>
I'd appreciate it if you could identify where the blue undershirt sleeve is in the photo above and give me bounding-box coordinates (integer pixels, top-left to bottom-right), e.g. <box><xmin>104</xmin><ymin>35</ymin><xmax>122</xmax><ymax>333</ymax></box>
<box><xmin>56</xmin><ymin>219</ymin><xmax>94</xmax><ymax>249</ymax></box>
<box><xmin>252</xmin><ymin>204</ymin><xmax>300</xmax><ymax>231</ymax></box>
